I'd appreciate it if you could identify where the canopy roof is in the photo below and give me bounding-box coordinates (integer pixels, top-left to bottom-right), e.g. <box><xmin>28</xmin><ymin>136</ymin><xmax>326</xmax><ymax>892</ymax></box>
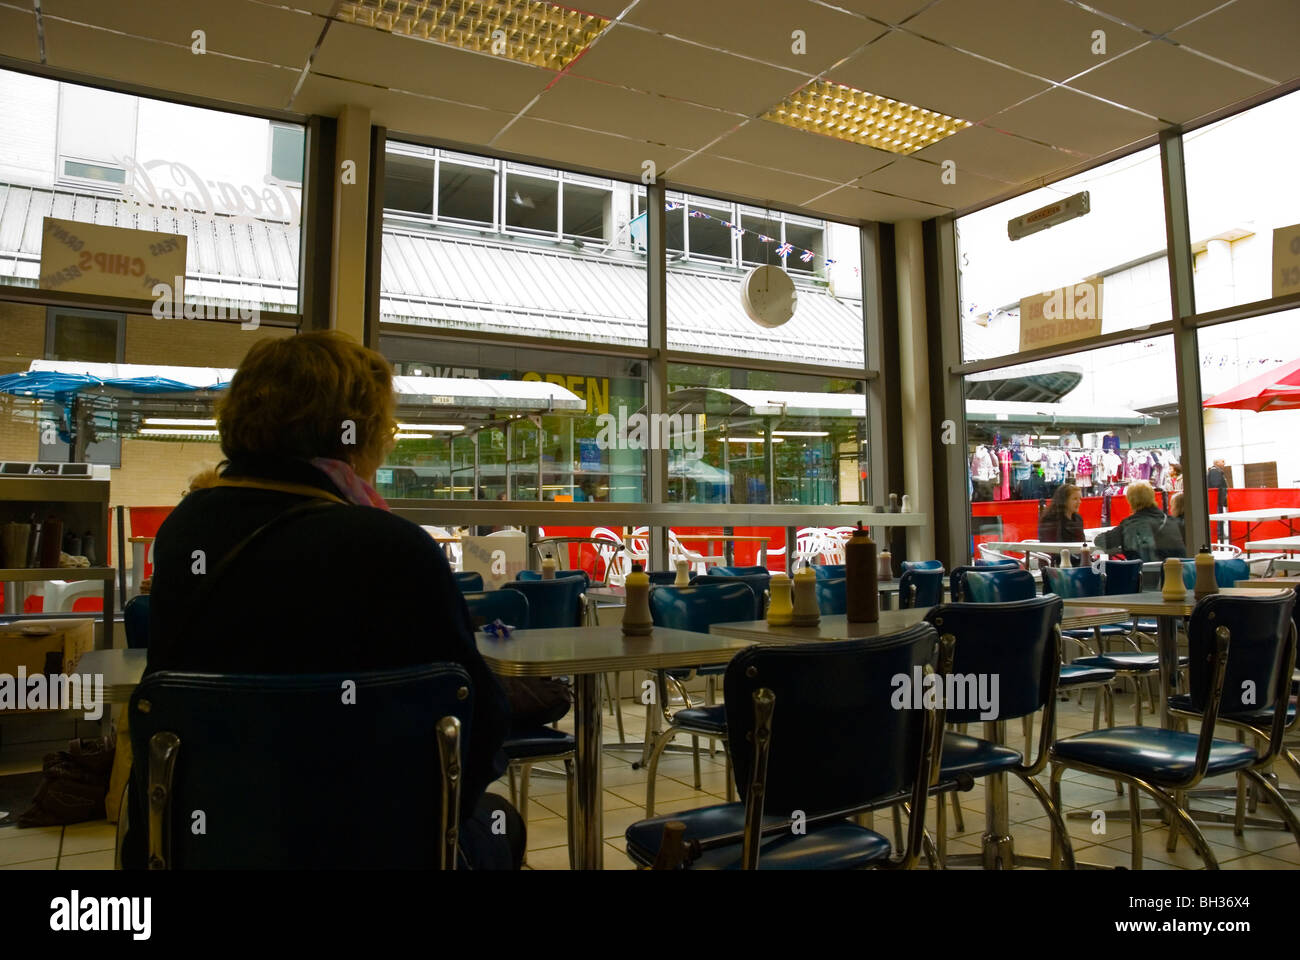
<box><xmin>965</xmin><ymin>399</ymin><xmax>1158</xmax><ymax>427</ymax></box>
<box><xmin>1202</xmin><ymin>357</ymin><xmax>1300</xmax><ymax>413</ymax></box>
<box><xmin>662</xmin><ymin>387</ymin><xmax>866</xmax><ymax>419</ymax></box>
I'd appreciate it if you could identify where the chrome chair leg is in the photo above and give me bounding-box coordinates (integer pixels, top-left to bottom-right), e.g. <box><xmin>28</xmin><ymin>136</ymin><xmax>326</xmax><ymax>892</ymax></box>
<box><xmin>643</xmin><ymin>726</ymin><xmax>676</xmax><ymax>817</ymax></box>
<box><xmin>691</xmin><ymin>735</ymin><xmax>701</xmax><ymax>789</ymax></box>
<box><xmin>1022</xmin><ymin>714</ymin><xmax>1033</xmax><ymax>758</ymax></box>
<box><xmin>507</xmin><ymin>764</ymin><xmax>518</xmax><ymax>807</ymax></box>
<box><xmin>950</xmin><ymin>791</ymin><xmax>965</xmax><ymax>833</ymax></box>
<box><xmin>1129</xmin><ymin>778</ymin><xmax>1143</xmax><ymax>870</ymax></box>
<box><xmin>892</xmin><ymin>804</ymin><xmax>904</xmax><ymax>852</ymax></box>
<box><xmin>1235</xmin><ymin>771</ymin><xmax>1248</xmax><ymax>837</ymax></box>
<box><xmin>723</xmin><ymin>743</ymin><xmax>735</xmax><ymax>802</ymax></box>
<box><xmin>935</xmin><ymin>790</ymin><xmax>948</xmax><ymax>868</ymax></box>
<box><xmin>565</xmin><ymin>757</ymin><xmax>576</xmax><ymax>870</ymax></box>
<box><xmin>1245</xmin><ymin>768</ymin><xmax>1300</xmax><ymax>858</ymax></box>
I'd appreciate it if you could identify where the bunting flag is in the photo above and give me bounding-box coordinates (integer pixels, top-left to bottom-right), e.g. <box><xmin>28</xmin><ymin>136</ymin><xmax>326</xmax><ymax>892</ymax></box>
<box><xmin>665</xmin><ymin>203</ymin><xmax>836</xmax><ymax>268</ymax></box>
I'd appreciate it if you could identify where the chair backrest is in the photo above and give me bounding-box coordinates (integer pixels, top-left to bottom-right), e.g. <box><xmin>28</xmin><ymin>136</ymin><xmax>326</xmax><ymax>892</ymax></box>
<box><xmin>1041</xmin><ymin>565</ymin><xmax>1102</xmax><ymax>598</ymax></box>
<box><xmin>708</xmin><ymin>565</ymin><xmax>769</xmax><ymax>578</ymax></box>
<box><xmin>898</xmin><ymin>568</ymin><xmax>945</xmax><ymax>609</ymax></box>
<box><xmin>901</xmin><ymin>560</ymin><xmax>943</xmax><ymax>573</ymax></box>
<box><xmin>1166</xmin><ymin>557</ymin><xmax>1252</xmax><ymax>590</ymax></box>
<box><xmin>964</xmin><ymin>569</ymin><xmax>1036</xmax><ymax>603</ymax></box>
<box><xmin>123</xmin><ymin>595</ymin><xmax>150</xmax><ymax>649</ymax></box>
<box><xmin>949</xmin><ymin>562</ymin><xmax>1017</xmax><ymax>602</ymax></box>
<box><xmin>516</xmin><ymin>569</ymin><xmax>591</xmax><ymax>591</ymax></box>
<box><xmin>645</xmin><ymin>570</ymin><xmax>680</xmax><ymax>585</ymax></box>
<box><xmin>723</xmin><ymin>623</ymin><xmax>943</xmax><ymax>821</ymax></box>
<box><xmin>1185</xmin><ymin>592</ymin><xmax>1296</xmax><ymax>721</ymax></box>
<box><xmin>500</xmin><ymin>578</ymin><xmax>585</xmax><ymax>628</ymax></box>
<box><xmin>453</xmin><ymin>571</ymin><xmax>484</xmax><ymax>593</ymax></box>
<box><xmin>1103</xmin><ymin>558</ymin><xmax>1143</xmax><ymax>594</ymax></box>
<box><xmin>129</xmin><ymin>664</ymin><xmax>473</xmax><ymax>869</ymax></box>
<box><xmin>815</xmin><ymin>577</ymin><xmax>847</xmax><ymax>615</ymax></box>
<box><xmin>812</xmin><ymin>564</ymin><xmax>846</xmax><ymax>580</ymax></box>
<box><xmin>463</xmin><ymin>588</ymin><xmax>530</xmax><ymax>629</ymax></box>
<box><xmin>924</xmin><ymin>595</ymin><xmax>1063</xmax><ymax>725</ymax></box>
<box><xmin>690</xmin><ymin>573</ymin><xmax>769</xmax><ymax>620</ymax></box>
<box><xmin>651</xmin><ymin>582</ymin><xmax>756</xmax><ymax>631</ymax></box>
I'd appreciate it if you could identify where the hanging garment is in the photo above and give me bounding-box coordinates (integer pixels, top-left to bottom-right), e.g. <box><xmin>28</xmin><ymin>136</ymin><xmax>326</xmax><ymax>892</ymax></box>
<box><xmin>1102</xmin><ymin>434</ymin><xmax>1121</xmax><ymax>456</ymax></box>
<box><xmin>998</xmin><ymin>448</ymin><xmax>1012</xmax><ymax>501</ymax></box>
<box><xmin>970</xmin><ymin>446</ymin><xmax>998</xmax><ymax>482</ymax></box>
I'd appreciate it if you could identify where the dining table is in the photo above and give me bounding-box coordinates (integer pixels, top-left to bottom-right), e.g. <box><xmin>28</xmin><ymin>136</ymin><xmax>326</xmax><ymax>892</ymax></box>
<box><xmin>477</xmin><ymin>624</ymin><xmax>756</xmax><ymax>870</ymax></box>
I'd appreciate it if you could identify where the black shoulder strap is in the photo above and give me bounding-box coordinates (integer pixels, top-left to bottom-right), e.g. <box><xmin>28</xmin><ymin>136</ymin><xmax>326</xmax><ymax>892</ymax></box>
<box><xmin>183</xmin><ymin>498</ymin><xmax>343</xmax><ymax>637</ymax></box>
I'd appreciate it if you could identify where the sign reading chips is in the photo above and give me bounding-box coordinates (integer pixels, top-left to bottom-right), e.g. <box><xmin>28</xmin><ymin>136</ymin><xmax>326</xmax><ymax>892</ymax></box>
<box><xmin>39</xmin><ymin>217</ymin><xmax>187</xmax><ymax>301</ymax></box>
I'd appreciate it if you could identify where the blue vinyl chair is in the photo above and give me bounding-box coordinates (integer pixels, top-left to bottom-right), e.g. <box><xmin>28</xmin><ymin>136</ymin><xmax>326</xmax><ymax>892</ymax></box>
<box><xmin>1044</xmin><ymin>565</ymin><xmax>1170</xmax><ymax>726</ymax></box>
<box><xmin>812</xmin><ymin>564</ymin><xmax>846</xmax><ymax>580</ymax></box>
<box><xmin>453</xmin><ymin>571</ymin><xmax>484</xmax><ymax>593</ymax></box>
<box><xmin>963</xmin><ymin>568</ymin><xmax>1035</xmax><ymax>603</ymax></box>
<box><xmin>501</xmin><ymin>577</ymin><xmax>587</xmax><ymax>628</ymax></box>
<box><xmin>1165</xmin><ymin>557</ymin><xmax>1251</xmax><ymax>591</ymax></box>
<box><xmin>901</xmin><ymin>560</ymin><xmax>943</xmax><ymax>573</ymax></box>
<box><xmin>898</xmin><ymin>568</ymin><xmax>945</xmax><ymax>609</ymax></box>
<box><xmin>646</xmin><ymin>571</ymin><xmax>683</xmax><ymax>585</ymax></box>
<box><xmin>464</xmin><ymin>588</ymin><xmax>578</xmax><ymax>867</ymax></box>
<box><xmin>123</xmin><ymin>595</ymin><xmax>150</xmax><ymax>649</ymax></box>
<box><xmin>1050</xmin><ymin>591</ymin><xmax>1300</xmax><ymax>869</ymax></box>
<box><xmin>924</xmin><ymin>595</ymin><xmax>1077</xmax><ymax>869</ymax></box>
<box><xmin>517</xmin><ymin>569</ymin><xmax>592</xmax><ymax>590</ymax></box>
<box><xmin>127</xmin><ymin>664</ymin><xmax>472</xmax><ymax>869</ymax></box>
<box><xmin>949</xmin><ymin>562</ymin><xmax>1017</xmax><ymax>602</ymax></box>
<box><xmin>707</xmin><ymin>565</ymin><xmax>770</xmax><ymax>578</ymax></box>
<box><xmin>640</xmin><ymin>582</ymin><xmax>755</xmax><ymax>811</ymax></box>
<box><xmin>625</xmin><ymin>623</ymin><xmax>951</xmax><ymax>869</ymax></box>
<box><xmin>815</xmin><ymin>578</ymin><xmax>847</xmax><ymax>615</ymax></box>
<box><xmin>692</xmin><ymin>572</ymin><xmax>769</xmax><ymax>620</ymax></box>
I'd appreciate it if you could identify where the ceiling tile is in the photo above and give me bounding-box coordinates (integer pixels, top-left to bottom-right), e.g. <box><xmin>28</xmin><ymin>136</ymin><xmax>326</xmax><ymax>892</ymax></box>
<box><xmin>42</xmin><ymin>19</ymin><xmax>300</xmax><ymax>110</ymax></box>
<box><xmin>1084</xmin><ymin>0</ymin><xmax>1233</xmax><ymax>34</ymax></box>
<box><xmin>1067</xmin><ymin>40</ymin><xmax>1272</xmax><ymax>123</ymax></box>
<box><xmin>0</xmin><ymin>5</ymin><xmax>40</xmax><ymax>61</ymax></box>
<box><xmin>711</xmin><ymin>119</ymin><xmax>895</xmax><ymax>182</ymax></box>
<box><xmin>1170</xmin><ymin>0</ymin><xmax>1300</xmax><ymax>84</ymax></box>
<box><xmin>623</xmin><ymin>0</ymin><xmax>885</xmax><ymax>72</ymax></box>
<box><xmin>567</xmin><ymin>24</ymin><xmax>808</xmax><ymax>115</ymax></box>
<box><xmin>906</xmin><ymin>0</ymin><xmax>1146</xmax><ymax>82</ymax></box>
<box><xmin>856</xmin><ymin>155</ymin><xmax>1011</xmax><ymax>208</ymax></box>
<box><xmin>526</xmin><ymin>75</ymin><xmax>742</xmax><ymax>151</ymax></box>
<box><xmin>983</xmin><ymin>85</ymin><xmax>1162</xmax><ymax>154</ymax></box>
<box><xmin>42</xmin><ymin>0</ymin><xmax>323</xmax><ymax>67</ymax></box>
<box><xmin>809</xmin><ymin>184</ymin><xmax>951</xmax><ymax>221</ymax></box>
<box><xmin>295</xmin><ymin>74</ymin><xmax>516</xmax><ymax>144</ymax></box>
<box><xmin>551</xmin><ymin>0</ymin><xmax>633</xmax><ymax>16</ymax></box>
<box><xmin>284</xmin><ymin>0</ymin><xmax>339</xmax><ymax>13</ymax></box>
<box><xmin>666</xmin><ymin>153</ymin><xmax>842</xmax><ymax>205</ymax></box>
<box><xmin>313</xmin><ymin>20</ymin><xmax>553</xmax><ymax>113</ymax></box>
<box><xmin>823</xmin><ymin>0</ymin><xmax>940</xmax><ymax>24</ymax></box>
<box><xmin>492</xmin><ymin>118</ymin><xmax>690</xmax><ymax>180</ymax></box>
<box><xmin>911</xmin><ymin>123</ymin><xmax>1077</xmax><ymax>184</ymax></box>
<box><xmin>832</xmin><ymin>29</ymin><xmax>1050</xmax><ymax>123</ymax></box>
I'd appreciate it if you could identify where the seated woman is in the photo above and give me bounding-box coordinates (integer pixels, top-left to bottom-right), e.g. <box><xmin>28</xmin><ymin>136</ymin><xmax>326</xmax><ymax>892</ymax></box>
<box><xmin>1168</xmin><ymin>491</ymin><xmax>1186</xmax><ymax>544</ymax></box>
<box><xmin>1094</xmin><ymin>480</ymin><xmax>1186</xmax><ymax>561</ymax></box>
<box><xmin>123</xmin><ymin>331</ymin><xmax>521</xmax><ymax>869</ymax></box>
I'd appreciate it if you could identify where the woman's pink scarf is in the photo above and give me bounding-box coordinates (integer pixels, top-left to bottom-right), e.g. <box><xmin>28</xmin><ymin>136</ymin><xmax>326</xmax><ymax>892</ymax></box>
<box><xmin>310</xmin><ymin>458</ymin><xmax>390</xmax><ymax>511</ymax></box>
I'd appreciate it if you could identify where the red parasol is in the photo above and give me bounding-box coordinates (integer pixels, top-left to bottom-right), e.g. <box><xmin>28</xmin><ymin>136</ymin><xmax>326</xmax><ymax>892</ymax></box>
<box><xmin>1203</xmin><ymin>357</ymin><xmax>1300</xmax><ymax>412</ymax></box>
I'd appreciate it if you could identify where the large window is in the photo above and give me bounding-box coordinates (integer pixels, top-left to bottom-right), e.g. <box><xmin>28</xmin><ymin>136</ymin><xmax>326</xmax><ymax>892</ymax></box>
<box><xmin>1185</xmin><ymin>89</ymin><xmax>1300</xmax><ymax>313</ymax></box>
<box><xmin>0</xmin><ymin>68</ymin><xmax>305</xmax><ymax>316</ymax></box>
<box><xmin>956</xmin><ymin>146</ymin><xmax>1170</xmax><ymax>364</ymax></box>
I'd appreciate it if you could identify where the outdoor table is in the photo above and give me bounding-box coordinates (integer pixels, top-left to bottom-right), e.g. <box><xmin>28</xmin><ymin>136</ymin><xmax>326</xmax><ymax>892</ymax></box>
<box><xmin>1210</xmin><ymin>509</ymin><xmax>1300</xmax><ymax>544</ymax></box>
<box><xmin>1232</xmin><ymin>576</ymin><xmax>1300</xmax><ymax>590</ymax></box>
<box><xmin>712</xmin><ymin>603</ymin><xmax>1126</xmax><ymax>869</ymax></box>
<box><xmin>477</xmin><ymin>624</ymin><xmax>755</xmax><ymax>870</ymax></box>
<box><xmin>672</xmin><ymin>534</ymin><xmax>769</xmax><ymax>567</ymax></box>
<box><xmin>1246</xmin><ymin>535</ymin><xmax>1300</xmax><ymax>555</ymax></box>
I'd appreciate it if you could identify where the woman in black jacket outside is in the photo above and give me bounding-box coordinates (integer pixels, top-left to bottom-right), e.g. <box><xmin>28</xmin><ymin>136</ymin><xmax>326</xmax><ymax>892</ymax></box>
<box><xmin>1038</xmin><ymin>482</ymin><xmax>1085</xmax><ymax>544</ymax></box>
<box><xmin>1094</xmin><ymin>480</ymin><xmax>1186</xmax><ymax>561</ymax></box>
<box><xmin>122</xmin><ymin>331</ymin><xmax>521</xmax><ymax>869</ymax></box>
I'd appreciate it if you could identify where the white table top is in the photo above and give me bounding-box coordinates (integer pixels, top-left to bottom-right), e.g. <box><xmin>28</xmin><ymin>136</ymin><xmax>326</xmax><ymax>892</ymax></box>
<box><xmin>981</xmin><ymin>541</ymin><xmax>1092</xmax><ymax>552</ymax></box>
<box><xmin>1247</xmin><ymin>536</ymin><xmax>1300</xmax><ymax>551</ymax></box>
<box><xmin>1210</xmin><ymin>509</ymin><xmax>1300</xmax><ymax>522</ymax></box>
<box><xmin>74</xmin><ymin>648</ymin><xmax>146</xmax><ymax>704</ymax></box>
<box><xmin>477</xmin><ymin>625</ymin><xmax>754</xmax><ymax>677</ymax></box>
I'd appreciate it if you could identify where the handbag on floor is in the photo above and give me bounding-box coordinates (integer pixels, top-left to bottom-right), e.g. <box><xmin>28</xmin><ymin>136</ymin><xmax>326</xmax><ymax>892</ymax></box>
<box><xmin>17</xmin><ymin>734</ymin><xmax>116</xmax><ymax>827</ymax></box>
<box><xmin>503</xmin><ymin>677</ymin><xmax>573</xmax><ymax>726</ymax></box>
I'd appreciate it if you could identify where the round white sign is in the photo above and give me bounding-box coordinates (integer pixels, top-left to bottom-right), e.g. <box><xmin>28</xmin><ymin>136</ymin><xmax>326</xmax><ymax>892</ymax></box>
<box><xmin>741</xmin><ymin>265</ymin><xmax>797</xmax><ymax>329</ymax></box>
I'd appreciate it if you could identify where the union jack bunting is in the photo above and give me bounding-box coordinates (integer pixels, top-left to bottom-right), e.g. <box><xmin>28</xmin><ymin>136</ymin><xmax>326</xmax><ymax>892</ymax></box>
<box><xmin>664</xmin><ymin>202</ymin><xmax>683</xmax><ymax>211</ymax></box>
<box><xmin>776</xmin><ymin>241</ymin><xmax>794</xmax><ymax>257</ymax></box>
<box><xmin>825</xmin><ymin>258</ymin><xmax>836</xmax><ymax>266</ymax></box>
<box><xmin>757</xmin><ymin>234</ymin><xmax>775</xmax><ymax>243</ymax></box>
<box><xmin>799</xmin><ymin>249</ymin><xmax>814</xmax><ymax>262</ymax></box>
<box><xmin>689</xmin><ymin>209</ymin><xmax>708</xmax><ymax>218</ymax></box>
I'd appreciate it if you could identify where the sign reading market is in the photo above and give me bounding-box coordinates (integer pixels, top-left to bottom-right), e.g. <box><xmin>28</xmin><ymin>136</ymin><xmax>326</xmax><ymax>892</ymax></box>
<box><xmin>1018</xmin><ymin>279</ymin><xmax>1104</xmax><ymax>351</ymax></box>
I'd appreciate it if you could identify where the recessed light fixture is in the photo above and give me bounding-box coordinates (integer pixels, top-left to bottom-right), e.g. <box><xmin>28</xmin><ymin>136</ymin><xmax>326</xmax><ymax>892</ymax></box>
<box><xmin>396</xmin><ymin>423</ymin><xmax>465</xmax><ymax>432</ymax></box>
<box><xmin>334</xmin><ymin>0</ymin><xmax>610</xmax><ymax>71</ymax></box>
<box><xmin>763</xmin><ymin>79</ymin><xmax>970</xmax><ymax>155</ymax></box>
<box><xmin>394</xmin><ymin>432</ymin><xmax>435</xmax><ymax>440</ymax></box>
<box><xmin>772</xmin><ymin>430</ymin><xmax>830</xmax><ymax>437</ymax></box>
<box><xmin>720</xmin><ymin>436</ymin><xmax>785</xmax><ymax>444</ymax></box>
<box><xmin>139</xmin><ymin>427</ymin><xmax>219</xmax><ymax>437</ymax></box>
<box><xmin>143</xmin><ymin>418</ymin><xmax>216</xmax><ymax>427</ymax></box>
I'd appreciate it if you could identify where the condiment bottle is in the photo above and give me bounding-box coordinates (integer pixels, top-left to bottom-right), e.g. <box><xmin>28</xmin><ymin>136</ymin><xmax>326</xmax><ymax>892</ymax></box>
<box><xmin>1194</xmin><ymin>545</ymin><xmax>1219</xmax><ymax>598</ymax></box>
<box><xmin>791</xmin><ymin>566</ymin><xmax>820</xmax><ymax>626</ymax></box>
<box><xmin>674</xmin><ymin>558</ymin><xmax>690</xmax><ymax>586</ymax></box>
<box><xmin>39</xmin><ymin>515</ymin><xmax>62</xmax><ymax>568</ymax></box>
<box><xmin>541</xmin><ymin>555</ymin><xmax>557</xmax><ymax>580</ymax></box>
<box><xmin>888</xmin><ymin>493</ymin><xmax>900</xmax><ymax>513</ymax></box>
<box><xmin>900</xmin><ymin>494</ymin><xmax>912</xmax><ymax>513</ymax></box>
<box><xmin>767</xmin><ymin>573</ymin><xmax>794</xmax><ymax>626</ymax></box>
<box><xmin>845</xmin><ymin>522</ymin><xmax>879</xmax><ymax>623</ymax></box>
<box><xmin>1060</xmin><ymin>548</ymin><xmax>1072</xmax><ymax>568</ymax></box>
<box><xmin>1162</xmin><ymin>556</ymin><xmax>1187</xmax><ymax>600</ymax></box>
<box><xmin>622</xmin><ymin>564</ymin><xmax>653</xmax><ymax>636</ymax></box>
<box><xmin>878</xmin><ymin>547</ymin><xmax>893</xmax><ymax>581</ymax></box>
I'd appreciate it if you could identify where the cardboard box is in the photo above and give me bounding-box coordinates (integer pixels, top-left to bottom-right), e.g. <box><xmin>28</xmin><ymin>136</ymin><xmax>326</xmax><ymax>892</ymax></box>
<box><xmin>0</xmin><ymin>619</ymin><xmax>96</xmax><ymax>712</ymax></box>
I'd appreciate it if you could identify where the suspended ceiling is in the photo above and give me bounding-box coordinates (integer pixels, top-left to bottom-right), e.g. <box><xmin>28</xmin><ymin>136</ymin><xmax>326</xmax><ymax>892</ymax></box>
<box><xmin>0</xmin><ymin>0</ymin><xmax>1296</xmax><ymax>222</ymax></box>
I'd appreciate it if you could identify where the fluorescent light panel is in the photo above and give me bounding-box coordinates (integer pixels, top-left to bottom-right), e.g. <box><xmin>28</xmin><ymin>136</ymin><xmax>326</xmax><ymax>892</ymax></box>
<box><xmin>720</xmin><ymin>437</ymin><xmax>784</xmax><ymax>444</ymax></box>
<box><xmin>764</xmin><ymin>79</ymin><xmax>971</xmax><ymax>155</ymax></box>
<box><xmin>139</xmin><ymin>427</ymin><xmax>219</xmax><ymax>437</ymax></box>
<box><xmin>772</xmin><ymin>430</ymin><xmax>829</xmax><ymax>437</ymax></box>
<box><xmin>335</xmin><ymin>0</ymin><xmax>610</xmax><ymax>71</ymax></box>
<box><xmin>143</xmin><ymin>418</ymin><xmax>216</xmax><ymax>427</ymax></box>
<box><xmin>396</xmin><ymin>422</ymin><xmax>465</xmax><ymax>431</ymax></box>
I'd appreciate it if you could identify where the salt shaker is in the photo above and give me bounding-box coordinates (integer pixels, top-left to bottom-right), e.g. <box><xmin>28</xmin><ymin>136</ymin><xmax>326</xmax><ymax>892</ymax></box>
<box><xmin>622</xmin><ymin>564</ymin><xmax>653</xmax><ymax>636</ymax></box>
<box><xmin>674</xmin><ymin>558</ymin><xmax>690</xmax><ymax>586</ymax></box>
<box><xmin>791</xmin><ymin>566</ymin><xmax>820</xmax><ymax>626</ymax></box>
<box><xmin>541</xmin><ymin>555</ymin><xmax>557</xmax><ymax>579</ymax></box>
<box><xmin>900</xmin><ymin>494</ymin><xmax>911</xmax><ymax>513</ymax></box>
<box><xmin>767</xmin><ymin>573</ymin><xmax>794</xmax><ymax>626</ymax></box>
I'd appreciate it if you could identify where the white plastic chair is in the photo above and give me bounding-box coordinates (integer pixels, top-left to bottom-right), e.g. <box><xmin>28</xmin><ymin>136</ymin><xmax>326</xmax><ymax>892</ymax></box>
<box><xmin>44</xmin><ymin>579</ymin><xmax>104</xmax><ymax>612</ymax></box>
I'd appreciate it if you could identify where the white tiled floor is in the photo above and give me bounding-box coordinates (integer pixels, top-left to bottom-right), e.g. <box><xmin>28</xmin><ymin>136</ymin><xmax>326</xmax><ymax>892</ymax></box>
<box><xmin>3</xmin><ymin>684</ymin><xmax>1298</xmax><ymax>870</ymax></box>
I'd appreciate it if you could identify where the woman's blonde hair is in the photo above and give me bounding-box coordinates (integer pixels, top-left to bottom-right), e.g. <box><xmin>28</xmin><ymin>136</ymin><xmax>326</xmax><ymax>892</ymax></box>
<box><xmin>216</xmin><ymin>331</ymin><xmax>396</xmax><ymax>473</ymax></box>
<box><xmin>1126</xmin><ymin>479</ymin><xmax>1156</xmax><ymax>510</ymax></box>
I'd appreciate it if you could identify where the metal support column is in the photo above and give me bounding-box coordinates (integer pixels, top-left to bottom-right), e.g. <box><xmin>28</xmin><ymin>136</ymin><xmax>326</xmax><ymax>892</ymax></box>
<box><xmin>646</xmin><ymin>182</ymin><xmax>670</xmax><ymax>571</ymax></box>
<box><xmin>929</xmin><ymin>217</ymin><xmax>971</xmax><ymax>569</ymax></box>
<box><xmin>1161</xmin><ymin>131</ymin><xmax>1209</xmax><ymax>554</ymax></box>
